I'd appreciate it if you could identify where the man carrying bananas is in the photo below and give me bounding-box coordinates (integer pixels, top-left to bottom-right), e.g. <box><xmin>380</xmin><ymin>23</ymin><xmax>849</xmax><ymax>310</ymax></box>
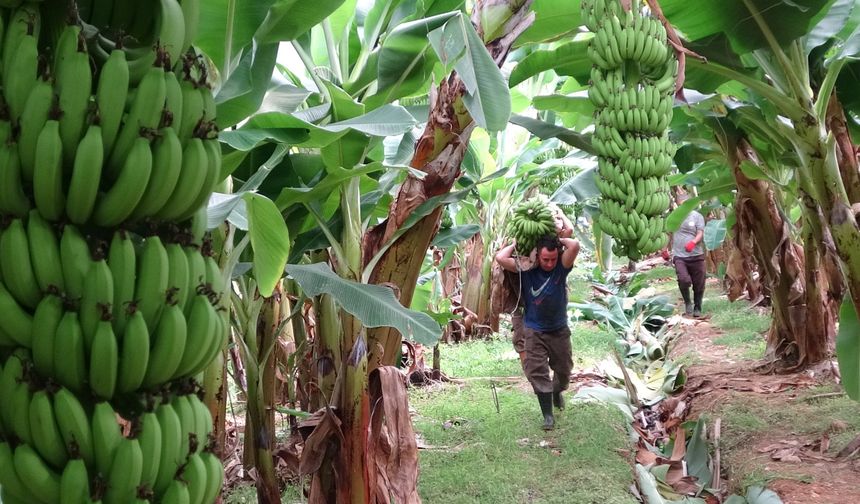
<box><xmin>495</xmin><ymin>223</ymin><xmax>579</xmax><ymax>431</ymax></box>
<box><xmin>501</xmin><ymin>207</ymin><xmax>574</xmax><ymax>370</ymax></box>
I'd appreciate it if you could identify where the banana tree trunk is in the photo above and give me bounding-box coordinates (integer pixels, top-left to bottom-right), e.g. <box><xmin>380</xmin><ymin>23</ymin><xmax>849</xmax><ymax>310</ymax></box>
<box><xmin>788</xmin><ymin>91</ymin><xmax>860</xmax><ymax>336</ymax></box>
<box><xmin>244</xmin><ymin>283</ymin><xmax>285</xmax><ymax>503</ymax></box>
<box><xmin>460</xmin><ymin>234</ymin><xmax>485</xmax><ymax>338</ymax></box>
<box><xmin>363</xmin><ymin>3</ymin><xmax>535</xmax><ymax>367</ymax></box>
<box><xmin>827</xmin><ymin>96</ymin><xmax>860</xmax><ymax>205</ymax></box>
<box><xmin>732</xmin><ymin>138</ymin><xmax>837</xmax><ymax>367</ymax></box>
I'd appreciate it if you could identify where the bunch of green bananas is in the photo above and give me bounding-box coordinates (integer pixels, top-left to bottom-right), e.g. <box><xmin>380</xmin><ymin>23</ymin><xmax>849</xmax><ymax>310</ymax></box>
<box><xmin>582</xmin><ymin>0</ymin><xmax>677</xmax><ymax>260</ymax></box>
<box><xmin>0</xmin><ymin>353</ymin><xmax>223</xmax><ymax>504</ymax></box>
<box><xmin>505</xmin><ymin>197</ymin><xmax>557</xmax><ymax>255</ymax></box>
<box><xmin>0</xmin><ymin>0</ymin><xmax>220</xmax><ymax>226</ymax></box>
<box><xmin>0</xmin><ymin>0</ymin><xmax>228</xmax><ymax>502</ymax></box>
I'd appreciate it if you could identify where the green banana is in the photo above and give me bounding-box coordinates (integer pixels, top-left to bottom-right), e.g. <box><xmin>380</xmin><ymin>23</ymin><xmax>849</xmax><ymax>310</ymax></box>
<box><xmin>188</xmin><ymin>208</ymin><xmax>207</xmax><ymax>251</ymax></box>
<box><xmin>29</xmin><ymin>389</ymin><xmax>69</xmax><ymax>469</ymax></box>
<box><xmin>53</xmin><ymin>311</ymin><xmax>87</xmax><ymax>394</ymax></box>
<box><xmin>108</xmin><ymin>230</ymin><xmax>136</xmax><ymax>333</ymax></box>
<box><xmin>103</xmin><ymin>438</ymin><xmax>143</xmax><ymax>504</ymax></box>
<box><xmin>80</xmin><ymin>259</ymin><xmax>115</xmax><ymax>348</ymax></box>
<box><xmin>18</xmin><ymin>76</ymin><xmax>56</xmax><ymax>182</ymax></box>
<box><xmin>8</xmin><ymin>355</ymin><xmax>33</xmax><ymax>444</ymax></box>
<box><xmin>126</xmin><ymin>0</ymin><xmax>187</xmax><ymax>84</ymax></box>
<box><xmin>0</xmin><ymin>217</ymin><xmax>42</xmax><ymax>308</ymax></box>
<box><xmin>141</xmin><ymin>301</ymin><xmax>186</xmax><ymax>388</ymax></box>
<box><xmin>60</xmin><ymin>224</ymin><xmax>92</xmax><ymax>301</ymax></box>
<box><xmin>177</xmin><ymin>70</ymin><xmax>203</xmax><ymax>145</ymax></box>
<box><xmin>153</xmin><ymin>402</ymin><xmax>182</xmax><ymax>496</ymax></box>
<box><xmin>188</xmin><ymin>392</ymin><xmax>213</xmax><ymax>451</ymax></box>
<box><xmin>179</xmin><ymin>135</ymin><xmax>222</xmax><ymax>221</ymax></box>
<box><xmin>2</xmin><ymin>3</ymin><xmax>40</xmax><ymax>84</ymax></box>
<box><xmin>182</xmin><ymin>452</ymin><xmax>208</xmax><ymax>504</ymax></box>
<box><xmin>91</xmin><ymin>401</ymin><xmax>122</xmax><ymax>477</ymax></box>
<box><xmin>107</xmin><ymin>64</ymin><xmax>165</xmax><ymax>176</ymax></box>
<box><xmin>156</xmin><ymin>137</ymin><xmax>208</xmax><ymax>220</ymax></box>
<box><xmin>0</xmin><ymin>136</ymin><xmax>32</xmax><ymax>218</ymax></box>
<box><xmin>89</xmin><ymin>320</ymin><xmax>119</xmax><ymax>399</ymax></box>
<box><xmin>31</xmin><ymin>293</ymin><xmax>63</xmax><ymax>379</ymax></box>
<box><xmin>0</xmin><ymin>442</ymin><xmax>33</xmax><ymax>503</ymax></box>
<box><xmin>13</xmin><ymin>443</ymin><xmax>60</xmax><ymax>504</ymax></box>
<box><xmin>166</xmin><ymin>242</ymin><xmax>191</xmax><ymax>312</ymax></box>
<box><xmin>66</xmin><ymin>122</ymin><xmax>105</xmax><ymax>225</ymax></box>
<box><xmin>161</xmin><ymin>479</ymin><xmax>191</xmax><ymax>504</ymax></box>
<box><xmin>132</xmin><ymin>128</ymin><xmax>183</xmax><ymax>218</ymax></box>
<box><xmin>180</xmin><ymin>0</ymin><xmax>200</xmax><ymax>53</ymax></box>
<box><xmin>56</xmin><ymin>32</ymin><xmax>92</xmax><ymax>164</ymax></box>
<box><xmin>32</xmin><ymin>116</ymin><xmax>65</xmax><ymax>221</ymax></box>
<box><xmin>138</xmin><ymin>411</ymin><xmax>163</xmax><ymax>490</ymax></box>
<box><xmin>134</xmin><ymin>235</ymin><xmax>169</xmax><ymax>330</ymax></box>
<box><xmin>163</xmin><ymin>69</ymin><xmax>183</xmax><ymax>134</ymax></box>
<box><xmin>5</xmin><ymin>31</ymin><xmax>38</xmax><ymax>121</ymax></box>
<box><xmin>27</xmin><ymin>209</ymin><xmax>65</xmax><ymax>293</ymax></box>
<box><xmin>116</xmin><ymin>308</ymin><xmax>150</xmax><ymax>394</ymax></box>
<box><xmin>0</xmin><ymin>352</ymin><xmax>27</xmax><ymax>434</ymax></box>
<box><xmin>93</xmin><ymin>135</ymin><xmax>154</xmax><ymax>227</ymax></box>
<box><xmin>171</xmin><ymin>394</ymin><xmax>195</xmax><ymax>465</ymax></box>
<box><xmin>175</xmin><ymin>294</ymin><xmax>217</xmax><ymax>378</ymax></box>
<box><xmin>59</xmin><ymin>458</ymin><xmax>91</xmax><ymax>504</ymax></box>
<box><xmin>53</xmin><ymin>386</ymin><xmax>95</xmax><ymax>467</ymax></box>
<box><xmin>95</xmin><ymin>49</ymin><xmax>129</xmax><ymax>158</ymax></box>
<box><xmin>52</xmin><ymin>22</ymin><xmax>81</xmax><ymax>79</ymax></box>
<box><xmin>199</xmin><ymin>449</ymin><xmax>224</xmax><ymax>504</ymax></box>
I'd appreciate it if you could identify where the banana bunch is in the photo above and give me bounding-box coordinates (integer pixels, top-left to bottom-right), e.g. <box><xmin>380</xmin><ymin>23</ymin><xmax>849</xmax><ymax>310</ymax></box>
<box><xmin>506</xmin><ymin>197</ymin><xmax>558</xmax><ymax>255</ymax></box>
<box><xmin>0</xmin><ymin>0</ymin><xmax>220</xmax><ymax>227</ymax></box>
<box><xmin>0</xmin><ymin>355</ymin><xmax>223</xmax><ymax>504</ymax></box>
<box><xmin>583</xmin><ymin>0</ymin><xmax>677</xmax><ymax>260</ymax></box>
<box><xmin>0</xmin><ymin>1</ymin><xmax>227</xmax><ymax>502</ymax></box>
<box><xmin>0</xmin><ymin>217</ymin><xmax>228</xmax><ymax>396</ymax></box>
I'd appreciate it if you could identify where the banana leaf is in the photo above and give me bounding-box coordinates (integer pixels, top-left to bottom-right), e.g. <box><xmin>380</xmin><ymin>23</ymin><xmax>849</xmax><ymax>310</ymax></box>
<box><xmin>285</xmin><ymin>263</ymin><xmax>442</xmax><ymax>345</ymax></box>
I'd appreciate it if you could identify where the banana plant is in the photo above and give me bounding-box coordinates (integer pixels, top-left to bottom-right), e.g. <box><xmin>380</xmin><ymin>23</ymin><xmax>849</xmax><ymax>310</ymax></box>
<box><xmin>659</xmin><ymin>0</ymin><xmax>860</xmax><ymax>372</ymax></box>
<box><xmin>201</xmin><ymin>1</ymin><xmax>540</xmax><ymax>501</ymax></box>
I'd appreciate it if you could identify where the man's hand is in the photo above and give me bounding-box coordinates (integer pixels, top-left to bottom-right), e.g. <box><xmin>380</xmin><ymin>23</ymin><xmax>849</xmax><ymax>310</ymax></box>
<box><xmin>661</xmin><ymin>249</ymin><xmax>670</xmax><ymax>261</ymax></box>
<box><xmin>685</xmin><ymin>240</ymin><xmax>696</xmax><ymax>253</ymax></box>
<box><xmin>553</xmin><ymin>206</ymin><xmax>574</xmax><ymax>238</ymax></box>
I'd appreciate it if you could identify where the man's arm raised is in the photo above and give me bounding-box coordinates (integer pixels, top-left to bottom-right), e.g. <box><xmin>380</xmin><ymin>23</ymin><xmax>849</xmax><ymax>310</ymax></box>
<box><xmin>495</xmin><ymin>242</ymin><xmax>519</xmax><ymax>272</ymax></box>
<box><xmin>560</xmin><ymin>237</ymin><xmax>579</xmax><ymax>269</ymax></box>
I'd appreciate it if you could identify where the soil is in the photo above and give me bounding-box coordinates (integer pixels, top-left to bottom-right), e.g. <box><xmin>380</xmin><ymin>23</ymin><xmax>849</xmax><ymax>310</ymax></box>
<box><xmin>668</xmin><ymin>314</ymin><xmax>860</xmax><ymax>504</ymax></box>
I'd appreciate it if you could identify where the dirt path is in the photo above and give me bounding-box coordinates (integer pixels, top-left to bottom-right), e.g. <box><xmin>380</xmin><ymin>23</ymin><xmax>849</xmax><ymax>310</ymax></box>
<box><xmin>669</xmin><ymin>316</ymin><xmax>860</xmax><ymax>503</ymax></box>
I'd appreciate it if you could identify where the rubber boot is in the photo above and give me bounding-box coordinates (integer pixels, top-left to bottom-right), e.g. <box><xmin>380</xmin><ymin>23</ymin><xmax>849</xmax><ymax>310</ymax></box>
<box><xmin>693</xmin><ymin>290</ymin><xmax>704</xmax><ymax>317</ymax></box>
<box><xmin>552</xmin><ymin>390</ymin><xmax>565</xmax><ymax>410</ymax></box>
<box><xmin>680</xmin><ymin>285</ymin><xmax>692</xmax><ymax>315</ymax></box>
<box><xmin>537</xmin><ymin>392</ymin><xmax>555</xmax><ymax>430</ymax></box>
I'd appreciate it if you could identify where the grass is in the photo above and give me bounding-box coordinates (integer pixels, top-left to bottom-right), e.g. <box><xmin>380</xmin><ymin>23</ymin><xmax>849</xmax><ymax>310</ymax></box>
<box><xmin>411</xmin><ymin>380</ymin><xmax>637</xmax><ymax>504</ymax></box>
<box><xmin>714</xmin><ymin>385</ymin><xmax>860</xmax><ymax>491</ymax></box>
<box><xmin>700</xmin><ymin>285</ymin><xmax>769</xmax><ymax>360</ymax></box>
<box><xmin>224</xmin><ymin>483</ymin><xmax>302</xmax><ymax>503</ymax></box>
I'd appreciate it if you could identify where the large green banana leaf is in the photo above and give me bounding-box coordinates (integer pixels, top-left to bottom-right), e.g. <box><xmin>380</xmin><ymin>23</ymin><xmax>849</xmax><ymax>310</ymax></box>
<box><xmin>285</xmin><ymin>263</ymin><xmax>442</xmax><ymax>345</ymax></box>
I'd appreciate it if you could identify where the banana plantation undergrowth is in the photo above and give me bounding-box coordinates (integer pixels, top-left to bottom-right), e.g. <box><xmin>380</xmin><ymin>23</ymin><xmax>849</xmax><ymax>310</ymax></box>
<box><xmin>225</xmin><ymin>263</ymin><xmax>860</xmax><ymax>504</ymax></box>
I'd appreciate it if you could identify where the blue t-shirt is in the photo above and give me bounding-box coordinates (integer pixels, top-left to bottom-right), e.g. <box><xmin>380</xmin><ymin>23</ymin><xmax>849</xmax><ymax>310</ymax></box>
<box><xmin>521</xmin><ymin>260</ymin><xmax>572</xmax><ymax>332</ymax></box>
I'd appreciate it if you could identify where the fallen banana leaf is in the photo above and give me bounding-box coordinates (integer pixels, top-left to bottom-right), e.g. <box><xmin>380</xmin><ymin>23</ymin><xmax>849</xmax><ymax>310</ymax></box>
<box><xmin>572</xmin><ymin>385</ymin><xmax>635</xmax><ymax>421</ymax></box>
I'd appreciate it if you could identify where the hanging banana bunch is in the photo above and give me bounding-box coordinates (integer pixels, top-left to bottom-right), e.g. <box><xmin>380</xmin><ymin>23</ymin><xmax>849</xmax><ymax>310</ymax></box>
<box><xmin>506</xmin><ymin>196</ymin><xmax>559</xmax><ymax>255</ymax></box>
<box><xmin>582</xmin><ymin>0</ymin><xmax>677</xmax><ymax>260</ymax></box>
<box><xmin>0</xmin><ymin>0</ymin><xmax>228</xmax><ymax>502</ymax></box>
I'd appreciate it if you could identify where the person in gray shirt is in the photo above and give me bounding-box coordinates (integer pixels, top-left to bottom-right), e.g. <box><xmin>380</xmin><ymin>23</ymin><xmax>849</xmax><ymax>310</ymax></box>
<box><xmin>671</xmin><ymin>205</ymin><xmax>706</xmax><ymax>317</ymax></box>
